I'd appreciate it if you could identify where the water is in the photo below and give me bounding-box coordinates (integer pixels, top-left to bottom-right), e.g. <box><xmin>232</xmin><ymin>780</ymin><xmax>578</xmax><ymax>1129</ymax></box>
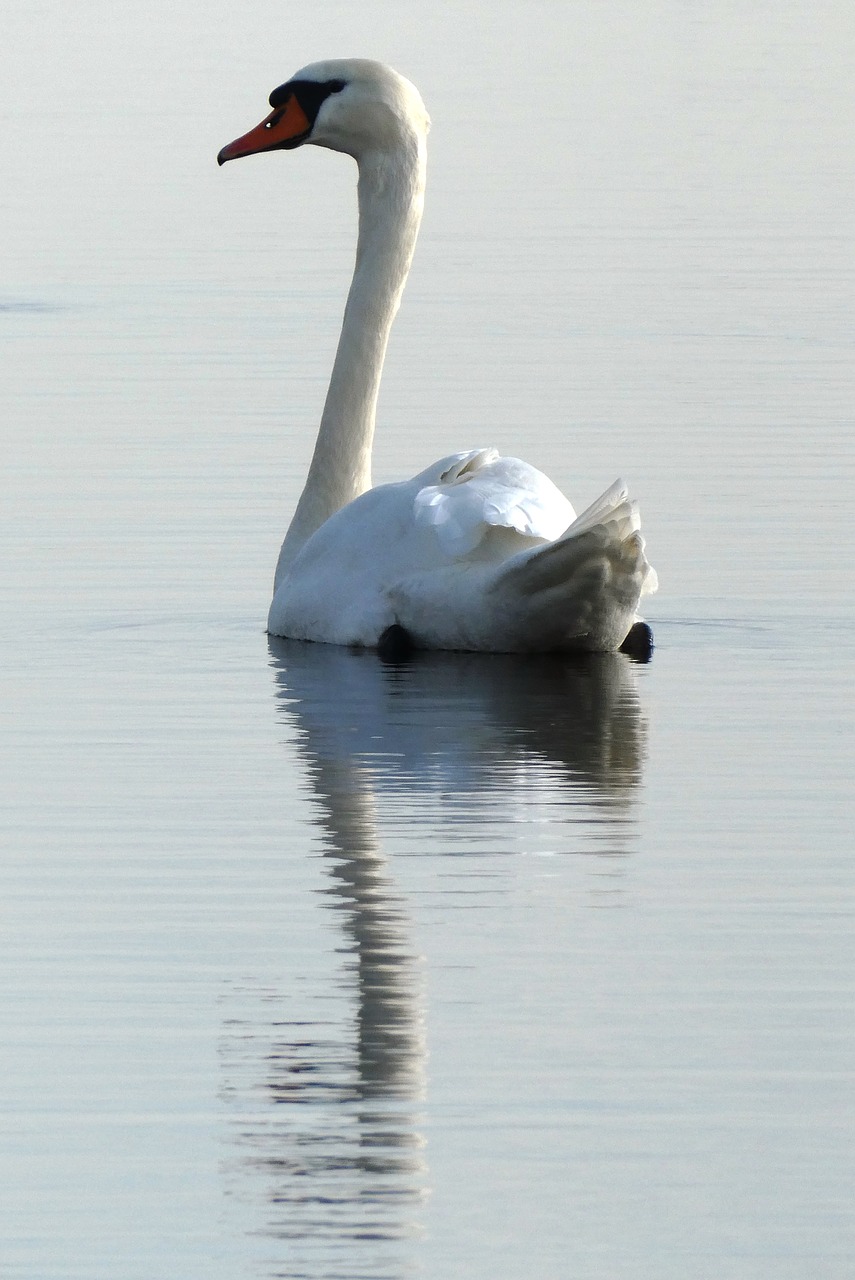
<box><xmin>2</xmin><ymin>2</ymin><xmax>853</xmax><ymax>1277</ymax></box>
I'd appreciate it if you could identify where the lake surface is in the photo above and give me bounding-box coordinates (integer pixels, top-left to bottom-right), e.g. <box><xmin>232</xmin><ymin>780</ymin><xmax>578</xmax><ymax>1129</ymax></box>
<box><xmin>2</xmin><ymin>2</ymin><xmax>853</xmax><ymax>1277</ymax></box>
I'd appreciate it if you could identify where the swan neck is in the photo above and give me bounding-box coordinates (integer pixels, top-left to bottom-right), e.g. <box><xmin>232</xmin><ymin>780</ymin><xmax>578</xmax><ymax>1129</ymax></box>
<box><xmin>276</xmin><ymin>138</ymin><xmax>425</xmax><ymax>582</ymax></box>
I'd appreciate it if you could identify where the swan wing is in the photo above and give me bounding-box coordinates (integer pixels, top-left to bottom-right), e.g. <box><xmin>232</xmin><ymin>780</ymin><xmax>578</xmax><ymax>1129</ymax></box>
<box><xmin>412</xmin><ymin>448</ymin><xmax>576</xmax><ymax>557</ymax></box>
<box><xmin>483</xmin><ymin>480</ymin><xmax>657</xmax><ymax>647</ymax></box>
<box><xmin>389</xmin><ymin>478</ymin><xmax>656</xmax><ymax>652</ymax></box>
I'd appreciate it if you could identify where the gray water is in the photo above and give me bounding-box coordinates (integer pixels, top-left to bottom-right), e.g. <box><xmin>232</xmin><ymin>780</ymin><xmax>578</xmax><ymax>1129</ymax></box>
<box><xmin>2</xmin><ymin>3</ymin><xmax>853</xmax><ymax>1277</ymax></box>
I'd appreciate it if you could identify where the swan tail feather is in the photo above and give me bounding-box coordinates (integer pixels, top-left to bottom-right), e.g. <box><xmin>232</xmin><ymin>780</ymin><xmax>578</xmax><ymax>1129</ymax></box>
<box><xmin>487</xmin><ymin>480</ymin><xmax>656</xmax><ymax>651</ymax></box>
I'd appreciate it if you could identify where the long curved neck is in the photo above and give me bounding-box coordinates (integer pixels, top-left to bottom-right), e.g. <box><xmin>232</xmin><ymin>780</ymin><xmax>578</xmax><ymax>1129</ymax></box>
<box><xmin>275</xmin><ymin>136</ymin><xmax>426</xmax><ymax>584</ymax></box>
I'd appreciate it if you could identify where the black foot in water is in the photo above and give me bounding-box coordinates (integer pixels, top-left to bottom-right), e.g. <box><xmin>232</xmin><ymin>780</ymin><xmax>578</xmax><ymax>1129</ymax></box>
<box><xmin>377</xmin><ymin>623</ymin><xmax>415</xmax><ymax>664</ymax></box>
<box><xmin>620</xmin><ymin>621</ymin><xmax>654</xmax><ymax>664</ymax></box>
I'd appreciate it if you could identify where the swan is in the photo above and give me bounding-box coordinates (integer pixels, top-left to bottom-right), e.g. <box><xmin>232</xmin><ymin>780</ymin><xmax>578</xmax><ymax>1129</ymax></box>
<box><xmin>218</xmin><ymin>59</ymin><xmax>657</xmax><ymax>654</ymax></box>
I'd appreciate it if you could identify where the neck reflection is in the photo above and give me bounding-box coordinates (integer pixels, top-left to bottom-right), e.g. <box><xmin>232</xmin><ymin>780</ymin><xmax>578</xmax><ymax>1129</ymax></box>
<box><xmin>222</xmin><ymin>642</ymin><xmax>647</xmax><ymax>1275</ymax></box>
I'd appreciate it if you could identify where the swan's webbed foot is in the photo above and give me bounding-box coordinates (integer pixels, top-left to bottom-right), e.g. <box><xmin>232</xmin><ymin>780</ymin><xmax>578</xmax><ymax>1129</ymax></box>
<box><xmin>619</xmin><ymin>621</ymin><xmax>654</xmax><ymax>664</ymax></box>
<box><xmin>377</xmin><ymin>623</ymin><xmax>415</xmax><ymax>664</ymax></box>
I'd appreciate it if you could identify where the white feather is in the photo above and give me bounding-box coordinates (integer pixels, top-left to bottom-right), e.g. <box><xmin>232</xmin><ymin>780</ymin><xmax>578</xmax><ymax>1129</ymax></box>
<box><xmin>412</xmin><ymin>450</ymin><xmax>575</xmax><ymax>556</ymax></box>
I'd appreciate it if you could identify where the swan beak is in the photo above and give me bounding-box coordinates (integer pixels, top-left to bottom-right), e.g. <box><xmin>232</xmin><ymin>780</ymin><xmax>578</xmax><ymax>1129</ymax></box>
<box><xmin>217</xmin><ymin>95</ymin><xmax>312</xmax><ymax>165</ymax></box>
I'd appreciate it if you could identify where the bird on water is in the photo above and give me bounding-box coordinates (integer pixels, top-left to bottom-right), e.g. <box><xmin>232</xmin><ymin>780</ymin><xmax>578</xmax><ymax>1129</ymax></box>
<box><xmin>218</xmin><ymin>59</ymin><xmax>657</xmax><ymax>658</ymax></box>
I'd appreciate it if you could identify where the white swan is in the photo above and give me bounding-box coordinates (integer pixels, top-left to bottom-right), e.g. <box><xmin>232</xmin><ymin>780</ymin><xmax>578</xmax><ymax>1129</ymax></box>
<box><xmin>219</xmin><ymin>59</ymin><xmax>657</xmax><ymax>653</ymax></box>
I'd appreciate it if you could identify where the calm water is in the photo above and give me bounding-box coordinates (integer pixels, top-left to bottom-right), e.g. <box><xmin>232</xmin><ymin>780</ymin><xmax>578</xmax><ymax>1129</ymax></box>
<box><xmin>2</xmin><ymin>2</ymin><xmax>853</xmax><ymax>1277</ymax></box>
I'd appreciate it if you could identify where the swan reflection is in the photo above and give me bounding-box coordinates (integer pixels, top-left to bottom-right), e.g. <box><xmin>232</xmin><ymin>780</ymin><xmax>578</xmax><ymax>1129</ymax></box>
<box><xmin>272</xmin><ymin>640</ymin><xmax>647</xmax><ymax>817</ymax></box>
<box><xmin>222</xmin><ymin>641</ymin><xmax>646</xmax><ymax>1274</ymax></box>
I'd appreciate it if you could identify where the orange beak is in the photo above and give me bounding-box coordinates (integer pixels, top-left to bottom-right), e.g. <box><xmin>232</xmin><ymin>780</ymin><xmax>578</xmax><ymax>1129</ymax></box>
<box><xmin>217</xmin><ymin>94</ymin><xmax>312</xmax><ymax>165</ymax></box>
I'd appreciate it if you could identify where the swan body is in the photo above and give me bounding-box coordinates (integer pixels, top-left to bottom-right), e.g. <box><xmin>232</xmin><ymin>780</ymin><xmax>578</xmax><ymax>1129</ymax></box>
<box><xmin>219</xmin><ymin>59</ymin><xmax>657</xmax><ymax>652</ymax></box>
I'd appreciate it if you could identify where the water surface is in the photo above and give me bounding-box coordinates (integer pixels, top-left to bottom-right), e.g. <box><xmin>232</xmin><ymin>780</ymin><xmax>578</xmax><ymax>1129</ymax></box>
<box><xmin>2</xmin><ymin>3</ymin><xmax>853</xmax><ymax>1277</ymax></box>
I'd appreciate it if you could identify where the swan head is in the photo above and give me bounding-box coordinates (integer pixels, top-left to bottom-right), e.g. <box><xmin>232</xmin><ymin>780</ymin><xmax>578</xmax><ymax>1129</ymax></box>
<box><xmin>217</xmin><ymin>59</ymin><xmax>429</xmax><ymax>165</ymax></box>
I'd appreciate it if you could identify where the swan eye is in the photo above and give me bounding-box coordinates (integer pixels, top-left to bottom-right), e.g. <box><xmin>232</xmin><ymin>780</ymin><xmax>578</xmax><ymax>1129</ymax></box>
<box><xmin>267</xmin><ymin>77</ymin><xmax>349</xmax><ymax>120</ymax></box>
